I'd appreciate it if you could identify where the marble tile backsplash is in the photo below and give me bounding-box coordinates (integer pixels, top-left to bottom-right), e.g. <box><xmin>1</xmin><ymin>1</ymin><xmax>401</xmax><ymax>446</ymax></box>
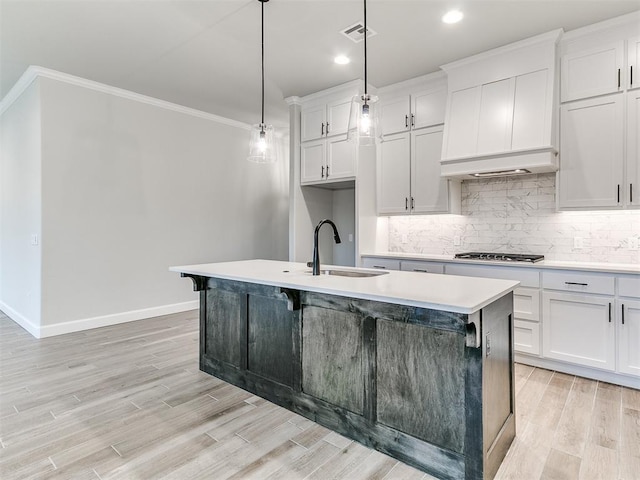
<box><xmin>388</xmin><ymin>173</ymin><xmax>640</xmax><ymax>264</ymax></box>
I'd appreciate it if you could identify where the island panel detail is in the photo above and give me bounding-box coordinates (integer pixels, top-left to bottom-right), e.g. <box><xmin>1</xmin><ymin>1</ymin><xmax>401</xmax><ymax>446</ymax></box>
<box><xmin>181</xmin><ymin>272</ymin><xmax>515</xmax><ymax>480</ymax></box>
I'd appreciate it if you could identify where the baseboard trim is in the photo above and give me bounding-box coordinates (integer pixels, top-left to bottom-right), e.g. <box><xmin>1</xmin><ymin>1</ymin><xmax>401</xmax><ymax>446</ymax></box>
<box><xmin>0</xmin><ymin>301</ymin><xmax>40</xmax><ymax>338</ymax></box>
<box><xmin>515</xmin><ymin>353</ymin><xmax>640</xmax><ymax>389</ymax></box>
<box><xmin>0</xmin><ymin>300</ymin><xmax>198</xmax><ymax>339</ymax></box>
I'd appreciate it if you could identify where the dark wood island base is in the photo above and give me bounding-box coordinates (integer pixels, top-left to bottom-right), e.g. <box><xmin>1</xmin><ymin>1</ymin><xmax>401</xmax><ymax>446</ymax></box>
<box><xmin>182</xmin><ymin>274</ymin><xmax>515</xmax><ymax>480</ymax></box>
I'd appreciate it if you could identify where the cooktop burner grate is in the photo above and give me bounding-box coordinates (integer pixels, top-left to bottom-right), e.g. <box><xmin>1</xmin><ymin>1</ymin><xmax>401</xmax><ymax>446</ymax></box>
<box><xmin>454</xmin><ymin>252</ymin><xmax>544</xmax><ymax>263</ymax></box>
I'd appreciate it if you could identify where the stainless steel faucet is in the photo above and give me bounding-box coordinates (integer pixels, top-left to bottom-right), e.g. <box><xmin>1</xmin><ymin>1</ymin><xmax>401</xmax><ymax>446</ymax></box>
<box><xmin>311</xmin><ymin>219</ymin><xmax>342</xmax><ymax>275</ymax></box>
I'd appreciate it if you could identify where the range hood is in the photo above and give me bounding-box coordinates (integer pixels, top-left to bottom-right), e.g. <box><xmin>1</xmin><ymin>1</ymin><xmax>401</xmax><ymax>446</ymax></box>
<box><xmin>440</xmin><ymin>146</ymin><xmax>559</xmax><ymax>180</ymax></box>
<box><xmin>439</xmin><ymin>29</ymin><xmax>562</xmax><ymax>180</ymax></box>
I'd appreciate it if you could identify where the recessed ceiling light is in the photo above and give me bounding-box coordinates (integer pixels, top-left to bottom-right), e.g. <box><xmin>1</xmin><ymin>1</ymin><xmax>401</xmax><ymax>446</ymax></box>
<box><xmin>334</xmin><ymin>55</ymin><xmax>350</xmax><ymax>65</ymax></box>
<box><xmin>442</xmin><ymin>9</ymin><xmax>463</xmax><ymax>24</ymax></box>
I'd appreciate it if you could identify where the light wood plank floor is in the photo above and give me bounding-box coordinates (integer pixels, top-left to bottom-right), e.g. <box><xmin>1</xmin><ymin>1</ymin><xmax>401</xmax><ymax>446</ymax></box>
<box><xmin>1</xmin><ymin>310</ymin><xmax>638</xmax><ymax>480</ymax></box>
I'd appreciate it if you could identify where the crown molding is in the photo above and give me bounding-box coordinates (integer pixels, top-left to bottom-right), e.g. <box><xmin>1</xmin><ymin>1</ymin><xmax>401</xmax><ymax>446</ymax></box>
<box><xmin>0</xmin><ymin>66</ymin><xmax>251</xmax><ymax>130</ymax></box>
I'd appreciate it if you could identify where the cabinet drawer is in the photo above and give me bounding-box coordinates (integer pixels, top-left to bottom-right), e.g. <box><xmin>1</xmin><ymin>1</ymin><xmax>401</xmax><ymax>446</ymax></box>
<box><xmin>514</xmin><ymin>319</ymin><xmax>540</xmax><ymax>356</ymax></box>
<box><xmin>361</xmin><ymin>257</ymin><xmax>400</xmax><ymax>271</ymax></box>
<box><xmin>445</xmin><ymin>264</ymin><xmax>540</xmax><ymax>288</ymax></box>
<box><xmin>400</xmin><ymin>261</ymin><xmax>445</xmax><ymax>274</ymax></box>
<box><xmin>618</xmin><ymin>275</ymin><xmax>640</xmax><ymax>298</ymax></box>
<box><xmin>514</xmin><ymin>287</ymin><xmax>540</xmax><ymax>322</ymax></box>
<box><xmin>542</xmin><ymin>270</ymin><xmax>614</xmax><ymax>295</ymax></box>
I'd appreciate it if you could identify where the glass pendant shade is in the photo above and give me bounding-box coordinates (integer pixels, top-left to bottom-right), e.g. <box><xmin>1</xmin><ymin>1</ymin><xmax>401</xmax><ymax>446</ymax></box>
<box><xmin>347</xmin><ymin>93</ymin><xmax>380</xmax><ymax>146</ymax></box>
<box><xmin>248</xmin><ymin>123</ymin><xmax>276</xmax><ymax>163</ymax></box>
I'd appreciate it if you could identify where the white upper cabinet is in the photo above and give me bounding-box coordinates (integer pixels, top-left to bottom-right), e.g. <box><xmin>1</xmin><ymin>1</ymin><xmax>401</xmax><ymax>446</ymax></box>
<box><xmin>629</xmin><ymin>36</ymin><xmax>640</xmax><ymax>91</ymax></box>
<box><xmin>558</xmin><ymin>16</ymin><xmax>640</xmax><ymax>209</ymax></box>
<box><xmin>558</xmin><ymin>95</ymin><xmax>624</xmax><ymax>209</ymax></box>
<box><xmin>628</xmin><ymin>89</ymin><xmax>640</xmax><ymax>206</ymax></box>
<box><xmin>440</xmin><ymin>29</ymin><xmax>562</xmax><ymax>179</ymax></box>
<box><xmin>298</xmin><ymin>81</ymin><xmax>361</xmax><ymax>186</ymax></box>
<box><xmin>378</xmin><ymin>73</ymin><xmax>447</xmax><ymax>137</ymax></box>
<box><xmin>561</xmin><ymin>41</ymin><xmax>624</xmax><ymax>102</ymax></box>
<box><xmin>376</xmin><ymin>73</ymin><xmax>460</xmax><ymax>216</ymax></box>
<box><xmin>411</xmin><ymin>127</ymin><xmax>453</xmax><ymax>213</ymax></box>
<box><xmin>377</xmin><ymin>126</ymin><xmax>460</xmax><ymax>216</ymax></box>
<box><xmin>301</xmin><ymin>96</ymin><xmax>352</xmax><ymax>142</ymax></box>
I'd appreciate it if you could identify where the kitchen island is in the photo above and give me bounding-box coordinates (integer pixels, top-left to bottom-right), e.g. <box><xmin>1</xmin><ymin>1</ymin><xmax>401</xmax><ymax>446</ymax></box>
<box><xmin>170</xmin><ymin>259</ymin><xmax>519</xmax><ymax>480</ymax></box>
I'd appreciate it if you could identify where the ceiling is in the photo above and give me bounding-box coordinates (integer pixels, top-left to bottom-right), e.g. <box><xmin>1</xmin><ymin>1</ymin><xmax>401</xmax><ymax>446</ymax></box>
<box><xmin>1</xmin><ymin>0</ymin><xmax>639</xmax><ymax>127</ymax></box>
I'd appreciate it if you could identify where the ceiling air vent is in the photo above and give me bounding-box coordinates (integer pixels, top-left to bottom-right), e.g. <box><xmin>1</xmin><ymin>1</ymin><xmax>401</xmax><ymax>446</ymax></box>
<box><xmin>340</xmin><ymin>22</ymin><xmax>377</xmax><ymax>43</ymax></box>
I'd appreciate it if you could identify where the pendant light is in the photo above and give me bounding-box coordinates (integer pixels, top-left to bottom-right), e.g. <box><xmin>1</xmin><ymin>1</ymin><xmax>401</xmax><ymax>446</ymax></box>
<box><xmin>347</xmin><ymin>0</ymin><xmax>379</xmax><ymax>146</ymax></box>
<box><xmin>248</xmin><ymin>0</ymin><xmax>276</xmax><ymax>163</ymax></box>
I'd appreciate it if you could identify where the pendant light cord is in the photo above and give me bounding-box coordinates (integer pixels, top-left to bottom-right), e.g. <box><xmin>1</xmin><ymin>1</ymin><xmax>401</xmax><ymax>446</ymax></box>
<box><xmin>261</xmin><ymin>0</ymin><xmax>265</xmax><ymax>126</ymax></box>
<box><xmin>363</xmin><ymin>0</ymin><xmax>367</xmax><ymax>96</ymax></box>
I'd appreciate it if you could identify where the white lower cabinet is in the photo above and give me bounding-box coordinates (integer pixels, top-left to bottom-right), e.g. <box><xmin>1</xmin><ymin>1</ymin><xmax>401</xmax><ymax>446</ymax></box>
<box><xmin>618</xmin><ymin>275</ymin><xmax>640</xmax><ymax>377</ymax></box>
<box><xmin>513</xmin><ymin>287</ymin><xmax>541</xmax><ymax>355</ymax></box>
<box><xmin>360</xmin><ymin>257</ymin><xmax>400</xmax><ymax>271</ymax></box>
<box><xmin>400</xmin><ymin>261</ymin><xmax>445</xmax><ymax>274</ymax></box>
<box><xmin>618</xmin><ymin>300</ymin><xmax>640</xmax><ymax>376</ymax></box>
<box><xmin>542</xmin><ymin>291</ymin><xmax>615</xmax><ymax>371</ymax></box>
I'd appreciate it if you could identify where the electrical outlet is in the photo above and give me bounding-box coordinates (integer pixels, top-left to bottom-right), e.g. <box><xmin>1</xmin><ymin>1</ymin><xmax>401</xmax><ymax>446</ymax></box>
<box><xmin>629</xmin><ymin>237</ymin><xmax>639</xmax><ymax>250</ymax></box>
<box><xmin>401</xmin><ymin>234</ymin><xmax>408</xmax><ymax>244</ymax></box>
<box><xmin>348</xmin><ymin>233</ymin><xmax>353</xmax><ymax>243</ymax></box>
<box><xmin>453</xmin><ymin>236</ymin><xmax>461</xmax><ymax>246</ymax></box>
<box><xmin>30</xmin><ymin>234</ymin><xmax>38</xmax><ymax>246</ymax></box>
<box><xmin>573</xmin><ymin>237</ymin><xmax>584</xmax><ymax>249</ymax></box>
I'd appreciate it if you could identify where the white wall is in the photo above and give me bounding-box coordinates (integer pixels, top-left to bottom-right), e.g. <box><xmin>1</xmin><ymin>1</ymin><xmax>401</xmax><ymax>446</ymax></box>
<box><xmin>0</xmin><ymin>79</ymin><xmax>42</xmax><ymax>336</ymax></box>
<box><xmin>1</xmin><ymin>70</ymin><xmax>289</xmax><ymax>337</ymax></box>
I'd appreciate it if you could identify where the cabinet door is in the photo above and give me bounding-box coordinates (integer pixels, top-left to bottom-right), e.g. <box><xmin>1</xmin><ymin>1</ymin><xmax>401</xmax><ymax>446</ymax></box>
<box><xmin>628</xmin><ymin>36</ymin><xmax>640</xmax><ymax>91</ymax></box>
<box><xmin>326</xmin><ymin>97</ymin><xmax>353</xmax><ymax>137</ymax></box>
<box><xmin>559</xmin><ymin>94</ymin><xmax>624</xmax><ymax>209</ymax></box>
<box><xmin>477</xmin><ymin>78</ymin><xmax>515</xmax><ymax>155</ymax></box>
<box><xmin>412</xmin><ymin>87</ymin><xmax>447</xmax><ymax>129</ymax></box>
<box><xmin>300</xmin><ymin>139</ymin><xmax>325</xmax><ymax>184</ymax></box>
<box><xmin>512</xmin><ymin>69</ymin><xmax>550</xmax><ymax>150</ymax></box>
<box><xmin>301</xmin><ymin>104</ymin><xmax>326</xmax><ymax>142</ymax></box>
<box><xmin>443</xmin><ymin>86</ymin><xmax>480</xmax><ymax>159</ymax></box>
<box><xmin>618</xmin><ymin>300</ymin><xmax>640</xmax><ymax>377</ymax></box>
<box><xmin>542</xmin><ymin>291</ymin><xmax>615</xmax><ymax>371</ymax></box>
<box><xmin>627</xmin><ymin>89</ymin><xmax>640</xmax><ymax>206</ymax></box>
<box><xmin>411</xmin><ymin>126</ymin><xmax>449</xmax><ymax>213</ymax></box>
<box><xmin>327</xmin><ymin>134</ymin><xmax>356</xmax><ymax>180</ymax></box>
<box><xmin>379</xmin><ymin>95</ymin><xmax>410</xmax><ymax>136</ymax></box>
<box><xmin>378</xmin><ymin>133</ymin><xmax>411</xmax><ymax>214</ymax></box>
<box><xmin>561</xmin><ymin>41</ymin><xmax>624</xmax><ymax>102</ymax></box>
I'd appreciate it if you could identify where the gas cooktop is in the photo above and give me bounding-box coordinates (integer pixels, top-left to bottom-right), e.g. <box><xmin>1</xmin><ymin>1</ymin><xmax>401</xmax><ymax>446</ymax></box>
<box><xmin>454</xmin><ymin>252</ymin><xmax>544</xmax><ymax>263</ymax></box>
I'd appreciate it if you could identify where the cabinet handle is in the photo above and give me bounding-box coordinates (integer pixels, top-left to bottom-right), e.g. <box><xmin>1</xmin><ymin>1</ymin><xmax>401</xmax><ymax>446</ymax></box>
<box><xmin>411</xmin><ymin>197</ymin><xmax>415</xmax><ymax>209</ymax></box>
<box><xmin>618</xmin><ymin>68</ymin><xmax>621</xmax><ymax>89</ymax></box>
<box><xmin>321</xmin><ymin>123</ymin><xmax>325</xmax><ymax>136</ymax></box>
<box><xmin>326</xmin><ymin>122</ymin><xmax>330</xmax><ymax>135</ymax></box>
<box><xmin>372</xmin><ymin>265</ymin><xmax>387</xmax><ymax>269</ymax></box>
<box><xmin>609</xmin><ymin>303</ymin><xmax>612</xmax><ymax>323</ymax></box>
<box><xmin>565</xmin><ymin>282</ymin><xmax>588</xmax><ymax>286</ymax></box>
<box><xmin>405</xmin><ymin>115</ymin><xmax>409</xmax><ymax>128</ymax></box>
<box><xmin>632</xmin><ymin>66</ymin><xmax>634</xmax><ymax>86</ymax></box>
<box><xmin>326</xmin><ymin>165</ymin><xmax>330</xmax><ymax>178</ymax></box>
<box><xmin>622</xmin><ymin>304</ymin><xmax>625</xmax><ymax>325</ymax></box>
<box><xmin>321</xmin><ymin>165</ymin><xmax>325</xmax><ymax>178</ymax></box>
<box><xmin>631</xmin><ymin>184</ymin><xmax>634</xmax><ymax>203</ymax></box>
<box><xmin>413</xmin><ymin>269</ymin><xmax>428</xmax><ymax>273</ymax></box>
<box><xmin>405</xmin><ymin>197</ymin><xmax>409</xmax><ymax>210</ymax></box>
<box><xmin>411</xmin><ymin>114</ymin><xmax>415</xmax><ymax>127</ymax></box>
<box><xmin>618</xmin><ymin>184</ymin><xmax>621</xmax><ymax>203</ymax></box>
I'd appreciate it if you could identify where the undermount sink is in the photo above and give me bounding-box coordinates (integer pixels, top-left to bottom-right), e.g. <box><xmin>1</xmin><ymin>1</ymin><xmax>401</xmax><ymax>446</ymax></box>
<box><xmin>308</xmin><ymin>269</ymin><xmax>389</xmax><ymax>278</ymax></box>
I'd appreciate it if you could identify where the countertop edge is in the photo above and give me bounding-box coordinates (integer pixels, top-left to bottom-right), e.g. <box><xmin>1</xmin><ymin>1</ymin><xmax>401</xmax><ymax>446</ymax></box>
<box><xmin>170</xmin><ymin>261</ymin><xmax>519</xmax><ymax>315</ymax></box>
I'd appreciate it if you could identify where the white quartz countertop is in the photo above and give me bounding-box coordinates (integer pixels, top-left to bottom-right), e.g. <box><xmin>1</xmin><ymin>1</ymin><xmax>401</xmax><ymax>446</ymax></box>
<box><xmin>362</xmin><ymin>252</ymin><xmax>640</xmax><ymax>275</ymax></box>
<box><xmin>170</xmin><ymin>259</ymin><xmax>519</xmax><ymax>315</ymax></box>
